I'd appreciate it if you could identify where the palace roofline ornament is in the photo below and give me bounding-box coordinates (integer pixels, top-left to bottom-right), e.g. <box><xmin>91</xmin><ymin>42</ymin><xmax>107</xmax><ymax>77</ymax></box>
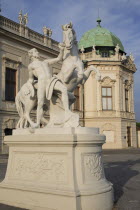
<box><xmin>18</xmin><ymin>10</ymin><xmax>28</xmax><ymax>26</ymax></box>
<box><xmin>99</xmin><ymin>76</ymin><xmax>116</xmax><ymax>85</ymax></box>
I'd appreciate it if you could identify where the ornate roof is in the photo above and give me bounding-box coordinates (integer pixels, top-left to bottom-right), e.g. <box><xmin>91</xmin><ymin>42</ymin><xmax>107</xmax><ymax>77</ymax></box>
<box><xmin>78</xmin><ymin>18</ymin><xmax>125</xmax><ymax>52</ymax></box>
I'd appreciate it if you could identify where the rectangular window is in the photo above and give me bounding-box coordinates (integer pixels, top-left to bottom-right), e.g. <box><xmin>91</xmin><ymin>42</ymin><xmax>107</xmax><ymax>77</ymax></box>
<box><xmin>101</xmin><ymin>52</ymin><xmax>109</xmax><ymax>57</ymax></box>
<box><xmin>5</xmin><ymin>68</ymin><xmax>16</xmax><ymax>101</ymax></box>
<box><xmin>102</xmin><ymin>87</ymin><xmax>112</xmax><ymax>110</ymax></box>
<box><xmin>74</xmin><ymin>87</ymin><xmax>80</xmax><ymax>111</ymax></box>
<box><xmin>125</xmin><ymin>89</ymin><xmax>129</xmax><ymax>112</ymax></box>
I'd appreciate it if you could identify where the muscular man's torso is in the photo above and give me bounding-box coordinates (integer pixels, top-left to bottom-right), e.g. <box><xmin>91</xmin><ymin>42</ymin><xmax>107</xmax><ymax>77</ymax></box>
<box><xmin>29</xmin><ymin>60</ymin><xmax>53</xmax><ymax>80</ymax></box>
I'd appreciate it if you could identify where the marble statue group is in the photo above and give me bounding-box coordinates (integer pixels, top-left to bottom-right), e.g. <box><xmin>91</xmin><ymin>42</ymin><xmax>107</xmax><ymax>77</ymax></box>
<box><xmin>16</xmin><ymin>22</ymin><xmax>101</xmax><ymax>129</ymax></box>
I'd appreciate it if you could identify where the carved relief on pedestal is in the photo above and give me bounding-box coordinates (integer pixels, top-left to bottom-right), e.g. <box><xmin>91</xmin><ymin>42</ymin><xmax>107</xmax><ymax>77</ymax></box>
<box><xmin>83</xmin><ymin>153</ymin><xmax>104</xmax><ymax>183</ymax></box>
<box><xmin>10</xmin><ymin>152</ymin><xmax>68</xmax><ymax>184</ymax></box>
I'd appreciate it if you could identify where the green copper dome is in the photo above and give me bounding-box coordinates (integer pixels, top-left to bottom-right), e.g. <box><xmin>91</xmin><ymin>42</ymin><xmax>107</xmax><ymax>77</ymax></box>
<box><xmin>78</xmin><ymin>18</ymin><xmax>124</xmax><ymax>52</ymax></box>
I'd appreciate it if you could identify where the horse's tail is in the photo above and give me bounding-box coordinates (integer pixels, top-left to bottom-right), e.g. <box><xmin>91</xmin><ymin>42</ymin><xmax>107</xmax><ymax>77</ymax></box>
<box><xmin>87</xmin><ymin>65</ymin><xmax>101</xmax><ymax>80</ymax></box>
<box><xmin>15</xmin><ymin>92</ymin><xmax>24</xmax><ymax>118</ymax></box>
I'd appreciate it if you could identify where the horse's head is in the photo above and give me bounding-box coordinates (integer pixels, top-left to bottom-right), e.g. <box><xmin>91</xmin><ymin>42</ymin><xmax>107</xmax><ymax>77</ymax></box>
<box><xmin>62</xmin><ymin>22</ymin><xmax>77</xmax><ymax>50</ymax></box>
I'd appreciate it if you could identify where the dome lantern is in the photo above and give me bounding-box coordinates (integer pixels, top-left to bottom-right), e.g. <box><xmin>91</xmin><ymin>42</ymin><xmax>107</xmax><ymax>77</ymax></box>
<box><xmin>96</xmin><ymin>17</ymin><xmax>101</xmax><ymax>27</ymax></box>
<box><xmin>78</xmin><ymin>19</ymin><xmax>125</xmax><ymax>53</ymax></box>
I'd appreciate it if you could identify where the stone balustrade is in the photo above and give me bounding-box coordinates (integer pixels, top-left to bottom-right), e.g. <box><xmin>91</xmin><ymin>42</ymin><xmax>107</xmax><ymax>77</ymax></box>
<box><xmin>0</xmin><ymin>15</ymin><xmax>19</xmax><ymax>34</ymax></box>
<box><xmin>80</xmin><ymin>51</ymin><xmax>122</xmax><ymax>61</ymax></box>
<box><xmin>0</xmin><ymin>15</ymin><xmax>59</xmax><ymax>51</ymax></box>
<box><xmin>28</xmin><ymin>28</ymin><xmax>44</xmax><ymax>44</ymax></box>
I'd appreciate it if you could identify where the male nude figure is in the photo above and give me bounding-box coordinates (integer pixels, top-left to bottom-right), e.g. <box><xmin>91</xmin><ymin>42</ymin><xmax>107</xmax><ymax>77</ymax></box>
<box><xmin>27</xmin><ymin>43</ymin><xmax>70</xmax><ymax>128</ymax></box>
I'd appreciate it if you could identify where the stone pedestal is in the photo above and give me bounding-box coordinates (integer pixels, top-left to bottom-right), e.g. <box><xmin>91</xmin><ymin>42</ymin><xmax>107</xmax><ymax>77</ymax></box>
<box><xmin>0</xmin><ymin>127</ymin><xmax>113</xmax><ymax>210</ymax></box>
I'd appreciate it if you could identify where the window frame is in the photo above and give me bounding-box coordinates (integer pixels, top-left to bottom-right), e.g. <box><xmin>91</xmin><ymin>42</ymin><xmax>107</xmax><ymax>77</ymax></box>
<box><xmin>125</xmin><ymin>89</ymin><xmax>129</xmax><ymax>112</ymax></box>
<box><xmin>102</xmin><ymin>86</ymin><xmax>113</xmax><ymax>111</ymax></box>
<box><xmin>5</xmin><ymin>67</ymin><xmax>17</xmax><ymax>102</ymax></box>
<box><xmin>101</xmin><ymin>51</ymin><xmax>109</xmax><ymax>58</ymax></box>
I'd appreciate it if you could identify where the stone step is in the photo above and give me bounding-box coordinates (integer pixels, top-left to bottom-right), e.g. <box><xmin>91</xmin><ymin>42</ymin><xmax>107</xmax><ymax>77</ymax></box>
<box><xmin>0</xmin><ymin>204</ymin><xmax>27</xmax><ymax>210</ymax></box>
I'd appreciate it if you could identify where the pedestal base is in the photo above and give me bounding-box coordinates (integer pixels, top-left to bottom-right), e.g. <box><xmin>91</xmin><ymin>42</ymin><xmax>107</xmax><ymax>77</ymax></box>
<box><xmin>0</xmin><ymin>127</ymin><xmax>113</xmax><ymax>210</ymax></box>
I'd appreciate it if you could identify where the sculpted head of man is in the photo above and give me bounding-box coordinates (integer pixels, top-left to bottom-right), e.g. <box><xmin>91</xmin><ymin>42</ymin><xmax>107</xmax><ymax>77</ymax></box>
<box><xmin>28</xmin><ymin>48</ymin><xmax>40</xmax><ymax>60</ymax></box>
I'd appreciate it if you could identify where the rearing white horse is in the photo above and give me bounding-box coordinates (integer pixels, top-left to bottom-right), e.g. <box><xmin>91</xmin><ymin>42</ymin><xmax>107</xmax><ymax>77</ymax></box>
<box><xmin>47</xmin><ymin>22</ymin><xmax>101</xmax><ymax>127</ymax></box>
<box><xmin>58</xmin><ymin>22</ymin><xmax>100</xmax><ymax>93</ymax></box>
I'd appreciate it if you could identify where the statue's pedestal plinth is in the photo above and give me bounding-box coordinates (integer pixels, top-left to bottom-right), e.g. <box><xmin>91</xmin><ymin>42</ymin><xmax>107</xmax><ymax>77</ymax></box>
<box><xmin>0</xmin><ymin>127</ymin><xmax>113</xmax><ymax>210</ymax></box>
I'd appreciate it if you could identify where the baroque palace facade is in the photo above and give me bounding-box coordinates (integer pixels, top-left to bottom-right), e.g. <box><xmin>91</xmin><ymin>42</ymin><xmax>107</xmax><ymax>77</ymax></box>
<box><xmin>79</xmin><ymin>18</ymin><xmax>137</xmax><ymax>149</ymax></box>
<box><xmin>0</xmin><ymin>14</ymin><xmax>137</xmax><ymax>153</ymax></box>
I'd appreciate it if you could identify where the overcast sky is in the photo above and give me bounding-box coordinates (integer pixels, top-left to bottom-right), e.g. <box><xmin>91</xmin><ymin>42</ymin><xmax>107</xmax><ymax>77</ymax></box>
<box><xmin>1</xmin><ymin>0</ymin><xmax>140</xmax><ymax>121</ymax></box>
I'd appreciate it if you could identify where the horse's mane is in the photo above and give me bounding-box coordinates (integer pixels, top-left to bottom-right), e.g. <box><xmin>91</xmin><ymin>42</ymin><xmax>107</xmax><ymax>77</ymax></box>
<box><xmin>72</xmin><ymin>29</ymin><xmax>77</xmax><ymax>42</ymax></box>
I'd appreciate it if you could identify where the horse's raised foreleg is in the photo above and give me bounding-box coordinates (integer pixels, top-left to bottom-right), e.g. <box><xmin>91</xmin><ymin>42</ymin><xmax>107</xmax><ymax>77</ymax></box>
<box><xmin>75</xmin><ymin>60</ymin><xmax>84</xmax><ymax>84</ymax></box>
<box><xmin>58</xmin><ymin>63</ymin><xmax>76</xmax><ymax>83</ymax></box>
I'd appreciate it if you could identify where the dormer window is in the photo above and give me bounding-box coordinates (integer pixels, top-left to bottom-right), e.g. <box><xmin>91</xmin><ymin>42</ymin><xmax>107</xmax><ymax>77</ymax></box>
<box><xmin>101</xmin><ymin>51</ymin><xmax>109</xmax><ymax>57</ymax></box>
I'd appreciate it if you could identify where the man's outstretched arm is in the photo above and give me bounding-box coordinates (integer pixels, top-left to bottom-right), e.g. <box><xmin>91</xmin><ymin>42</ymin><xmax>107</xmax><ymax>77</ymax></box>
<box><xmin>44</xmin><ymin>43</ymin><xmax>65</xmax><ymax>65</ymax></box>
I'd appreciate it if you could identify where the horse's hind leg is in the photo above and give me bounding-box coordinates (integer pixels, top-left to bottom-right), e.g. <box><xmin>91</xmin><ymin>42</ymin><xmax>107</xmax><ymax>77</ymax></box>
<box><xmin>16</xmin><ymin>118</ymin><xmax>24</xmax><ymax>129</ymax></box>
<box><xmin>25</xmin><ymin>112</ymin><xmax>36</xmax><ymax>128</ymax></box>
<box><xmin>25</xmin><ymin>98</ymin><xmax>38</xmax><ymax>128</ymax></box>
<box><xmin>16</xmin><ymin>119</ymin><xmax>21</xmax><ymax>128</ymax></box>
<box><xmin>24</xmin><ymin>119</ymin><xmax>28</xmax><ymax>128</ymax></box>
<box><xmin>19</xmin><ymin>117</ymin><xmax>25</xmax><ymax>128</ymax></box>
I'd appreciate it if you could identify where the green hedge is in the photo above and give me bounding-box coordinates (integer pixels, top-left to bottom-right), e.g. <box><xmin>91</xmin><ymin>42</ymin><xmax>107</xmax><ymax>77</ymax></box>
<box><xmin>136</xmin><ymin>122</ymin><xmax>140</xmax><ymax>128</ymax></box>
